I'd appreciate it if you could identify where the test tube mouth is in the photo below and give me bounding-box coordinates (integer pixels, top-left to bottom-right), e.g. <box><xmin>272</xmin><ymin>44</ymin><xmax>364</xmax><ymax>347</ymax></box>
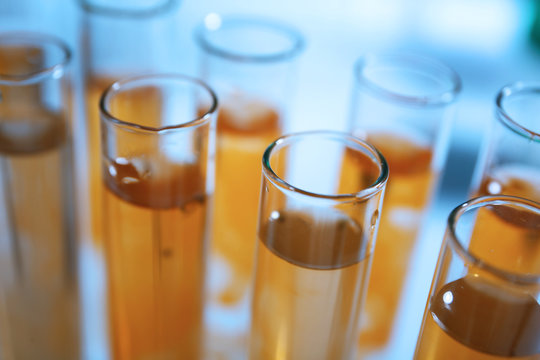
<box><xmin>262</xmin><ymin>130</ymin><xmax>389</xmax><ymax>201</ymax></box>
<box><xmin>447</xmin><ymin>195</ymin><xmax>540</xmax><ymax>285</ymax></box>
<box><xmin>78</xmin><ymin>0</ymin><xmax>180</xmax><ymax>18</ymax></box>
<box><xmin>354</xmin><ymin>52</ymin><xmax>462</xmax><ymax>107</ymax></box>
<box><xmin>100</xmin><ymin>73</ymin><xmax>218</xmax><ymax>133</ymax></box>
<box><xmin>194</xmin><ymin>14</ymin><xmax>305</xmax><ymax>63</ymax></box>
<box><xmin>0</xmin><ymin>32</ymin><xmax>71</xmax><ymax>85</ymax></box>
<box><xmin>495</xmin><ymin>81</ymin><xmax>540</xmax><ymax>143</ymax></box>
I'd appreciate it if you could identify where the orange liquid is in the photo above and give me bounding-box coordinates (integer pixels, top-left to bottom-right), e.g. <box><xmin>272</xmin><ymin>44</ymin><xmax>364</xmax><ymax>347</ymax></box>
<box><xmin>0</xmin><ymin>106</ymin><xmax>80</xmax><ymax>359</ymax></box>
<box><xmin>415</xmin><ymin>276</ymin><xmax>540</xmax><ymax>360</ymax></box>
<box><xmin>250</xmin><ymin>210</ymin><xmax>371</xmax><ymax>360</ymax></box>
<box><xmin>211</xmin><ymin>95</ymin><xmax>281</xmax><ymax>305</ymax></box>
<box><xmin>416</xmin><ymin>193</ymin><xmax>540</xmax><ymax>360</ymax></box>
<box><xmin>103</xmin><ymin>154</ymin><xmax>207</xmax><ymax>360</ymax></box>
<box><xmin>344</xmin><ymin>131</ymin><xmax>436</xmax><ymax>350</ymax></box>
<box><xmin>85</xmin><ymin>76</ymin><xmax>114</xmax><ymax>245</ymax></box>
<box><xmin>85</xmin><ymin>76</ymin><xmax>163</xmax><ymax>245</ymax></box>
<box><xmin>0</xmin><ymin>45</ymin><xmax>43</xmax><ymax>107</ymax></box>
<box><xmin>474</xmin><ymin>165</ymin><xmax>540</xmax><ymax>275</ymax></box>
<box><xmin>477</xmin><ymin>164</ymin><xmax>540</xmax><ymax>202</ymax></box>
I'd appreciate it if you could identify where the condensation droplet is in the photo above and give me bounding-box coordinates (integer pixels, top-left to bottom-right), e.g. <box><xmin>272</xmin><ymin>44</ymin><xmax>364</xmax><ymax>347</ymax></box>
<box><xmin>204</xmin><ymin>13</ymin><xmax>222</xmax><ymax>30</ymax></box>
<box><xmin>443</xmin><ymin>291</ymin><xmax>453</xmax><ymax>305</ymax></box>
<box><xmin>181</xmin><ymin>194</ymin><xmax>205</xmax><ymax>214</ymax></box>
<box><xmin>51</xmin><ymin>67</ymin><xmax>63</xmax><ymax>79</ymax></box>
<box><xmin>141</xmin><ymin>170</ymin><xmax>151</xmax><ymax>180</ymax></box>
<box><xmin>108</xmin><ymin>164</ymin><xmax>117</xmax><ymax>177</ymax></box>
<box><xmin>371</xmin><ymin>209</ymin><xmax>379</xmax><ymax>228</ymax></box>
<box><xmin>121</xmin><ymin>176</ymin><xmax>139</xmax><ymax>184</ymax></box>
<box><xmin>487</xmin><ymin>180</ymin><xmax>502</xmax><ymax>195</ymax></box>
<box><xmin>182</xmin><ymin>200</ymin><xmax>197</xmax><ymax>214</ymax></box>
<box><xmin>161</xmin><ymin>248</ymin><xmax>173</xmax><ymax>258</ymax></box>
<box><xmin>116</xmin><ymin>157</ymin><xmax>129</xmax><ymax>165</ymax></box>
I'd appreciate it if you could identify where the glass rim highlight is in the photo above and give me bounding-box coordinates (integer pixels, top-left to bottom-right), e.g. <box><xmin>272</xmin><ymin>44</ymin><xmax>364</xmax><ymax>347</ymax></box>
<box><xmin>354</xmin><ymin>52</ymin><xmax>462</xmax><ymax>107</ymax></box>
<box><xmin>495</xmin><ymin>81</ymin><xmax>540</xmax><ymax>143</ymax></box>
<box><xmin>0</xmin><ymin>32</ymin><xmax>71</xmax><ymax>85</ymax></box>
<box><xmin>100</xmin><ymin>73</ymin><xmax>218</xmax><ymax>133</ymax></box>
<box><xmin>78</xmin><ymin>0</ymin><xmax>180</xmax><ymax>17</ymax></box>
<box><xmin>447</xmin><ymin>195</ymin><xmax>540</xmax><ymax>285</ymax></box>
<box><xmin>194</xmin><ymin>14</ymin><xmax>305</xmax><ymax>63</ymax></box>
<box><xmin>262</xmin><ymin>130</ymin><xmax>389</xmax><ymax>201</ymax></box>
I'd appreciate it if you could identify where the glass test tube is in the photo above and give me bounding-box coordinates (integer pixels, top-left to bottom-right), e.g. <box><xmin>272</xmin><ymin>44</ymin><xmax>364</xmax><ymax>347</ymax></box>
<box><xmin>194</xmin><ymin>14</ymin><xmax>304</xmax><ymax>357</ymax></box>
<box><xmin>472</xmin><ymin>81</ymin><xmax>540</xmax><ymax>202</ymax></box>
<box><xmin>250</xmin><ymin>130</ymin><xmax>388</xmax><ymax>360</ymax></box>
<box><xmin>348</xmin><ymin>52</ymin><xmax>461</xmax><ymax>356</ymax></box>
<box><xmin>99</xmin><ymin>74</ymin><xmax>217</xmax><ymax>359</ymax></box>
<box><xmin>0</xmin><ymin>32</ymin><xmax>80</xmax><ymax>360</ymax></box>
<box><xmin>414</xmin><ymin>195</ymin><xmax>540</xmax><ymax>360</ymax></box>
<box><xmin>79</xmin><ymin>0</ymin><xmax>180</xmax><ymax>245</ymax></box>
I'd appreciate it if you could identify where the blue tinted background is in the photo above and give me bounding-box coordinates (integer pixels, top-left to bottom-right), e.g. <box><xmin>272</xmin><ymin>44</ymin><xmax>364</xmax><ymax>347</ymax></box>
<box><xmin>1</xmin><ymin>0</ymin><xmax>539</xmax><ymax>358</ymax></box>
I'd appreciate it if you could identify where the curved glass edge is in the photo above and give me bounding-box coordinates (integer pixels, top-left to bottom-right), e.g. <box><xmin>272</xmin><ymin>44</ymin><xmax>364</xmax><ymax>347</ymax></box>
<box><xmin>0</xmin><ymin>32</ymin><xmax>71</xmax><ymax>85</ymax></box>
<box><xmin>194</xmin><ymin>14</ymin><xmax>305</xmax><ymax>64</ymax></box>
<box><xmin>78</xmin><ymin>0</ymin><xmax>180</xmax><ymax>18</ymax></box>
<box><xmin>99</xmin><ymin>73</ymin><xmax>218</xmax><ymax>133</ymax></box>
<box><xmin>261</xmin><ymin>130</ymin><xmax>389</xmax><ymax>202</ymax></box>
<box><xmin>353</xmin><ymin>52</ymin><xmax>462</xmax><ymax>107</ymax></box>
<box><xmin>447</xmin><ymin>195</ymin><xmax>540</xmax><ymax>285</ymax></box>
<box><xmin>495</xmin><ymin>81</ymin><xmax>540</xmax><ymax>143</ymax></box>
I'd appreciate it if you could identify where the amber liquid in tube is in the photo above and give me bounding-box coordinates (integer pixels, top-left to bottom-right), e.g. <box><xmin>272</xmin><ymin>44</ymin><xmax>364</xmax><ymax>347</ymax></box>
<box><xmin>85</xmin><ymin>76</ymin><xmax>161</xmax><ymax>244</ymax></box>
<box><xmin>416</xmin><ymin>198</ymin><xmax>540</xmax><ymax>360</ymax></box>
<box><xmin>0</xmin><ymin>45</ymin><xmax>80</xmax><ymax>359</ymax></box>
<box><xmin>85</xmin><ymin>76</ymin><xmax>110</xmax><ymax>243</ymax></box>
<box><xmin>474</xmin><ymin>165</ymin><xmax>540</xmax><ymax>275</ymax></box>
<box><xmin>250</xmin><ymin>209</ymin><xmax>371</xmax><ymax>360</ymax></box>
<box><xmin>415</xmin><ymin>276</ymin><xmax>540</xmax><ymax>360</ymax></box>
<box><xmin>477</xmin><ymin>165</ymin><xmax>540</xmax><ymax>202</ymax></box>
<box><xmin>341</xmin><ymin>131</ymin><xmax>436</xmax><ymax>348</ymax></box>
<box><xmin>0</xmin><ymin>106</ymin><xmax>80</xmax><ymax>360</ymax></box>
<box><xmin>211</xmin><ymin>93</ymin><xmax>281</xmax><ymax>305</ymax></box>
<box><xmin>103</xmin><ymin>154</ymin><xmax>207</xmax><ymax>360</ymax></box>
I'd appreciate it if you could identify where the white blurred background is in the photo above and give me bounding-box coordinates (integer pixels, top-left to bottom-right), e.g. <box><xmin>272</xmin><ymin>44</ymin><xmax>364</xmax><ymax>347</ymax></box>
<box><xmin>2</xmin><ymin>0</ymin><xmax>535</xmax><ymax>203</ymax></box>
